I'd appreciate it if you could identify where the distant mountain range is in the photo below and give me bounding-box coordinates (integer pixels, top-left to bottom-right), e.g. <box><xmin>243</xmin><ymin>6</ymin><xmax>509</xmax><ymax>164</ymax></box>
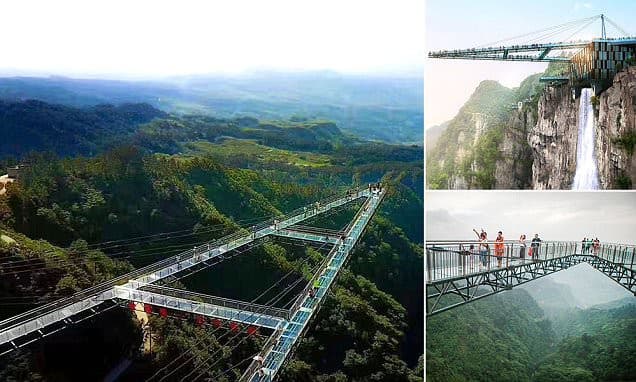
<box><xmin>520</xmin><ymin>263</ymin><xmax>633</xmax><ymax>316</ymax></box>
<box><xmin>0</xmin><ymin>100</ymin><xmax>166</xmax><ymax>157</ymax></box>
<box><xmin>0</xmin><ymin>72</ymin><xmax>423</xmax><ymax>144</ymax></box>
<box><xmin>424</xmin><ymin>121</ymin><xmax>449</xmax><ymax>152</ymax></box>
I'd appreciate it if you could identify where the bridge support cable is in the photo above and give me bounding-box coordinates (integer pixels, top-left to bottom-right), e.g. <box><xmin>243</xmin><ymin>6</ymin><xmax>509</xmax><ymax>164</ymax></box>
<box><xmin>0</xmin><ymin>187</ymin><xmax>372</xmax><ymax>353</ymax></box>
<box><xmin>152</xmin><ymin>247</ymin><xmax>334</xmax><ymax>382</ymax></box>
<box><xmin>476</xmin><ymin>15</ymin><xmax>600</xmax><ymax>48</ymax></box>
<box><xmin>241</xmin><ymin>188</ymin><xmax>386</xmax><ymax>382</ymax></box>
<box><xmin>161</xmin><ymin>227</ymin><xmax>346</xmax><ymax>382</ymax></box>
<box><xmin>426</xmin><ymin>241</ymin><xmax>636</xmax><ymax>316</ymax></box>
<box><xmin>142</xmin><ymin>248</ymin><xmax>327</xmax><ymax>382</ymax></box>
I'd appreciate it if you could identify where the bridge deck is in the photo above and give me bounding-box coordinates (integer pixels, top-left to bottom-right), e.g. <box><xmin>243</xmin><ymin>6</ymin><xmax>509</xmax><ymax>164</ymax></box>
<box><xmin>426</xmin><ymin>241</ymin><xmax>636</xmax><ymax>316</ymax></box>
<box><xmin>0</xmin><ymin>188</ymin><xmax>370</xmax><ymax>348</ymax></box>
<box><xmin>272</xmin><ymin>228</ymin><xmax>342</xmax><ymax>244</ymax></box>
<box><xmin>243</xmin><ymin>189</ymin><xmax>385</xmax><ymax>381</ymax></box>
<box><xmin>114</xmin><ymin>282</ymin><xmax>288</xmax><ymax>330</ymax></box>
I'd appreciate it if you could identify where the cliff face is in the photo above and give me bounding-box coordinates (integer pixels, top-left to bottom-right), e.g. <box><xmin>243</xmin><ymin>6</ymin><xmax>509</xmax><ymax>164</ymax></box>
<box><xmin>528</xmin><ymin>86</ymin><xmax>579</xmax><ymax>189</ymax></box>
<box><xmin>427</xmin><ymin>64</ymin><xmax>635</xmax><ymax>190</ymax></box>
<box><xmin>596</xmin><ymin>66</ymin><xmax>636</xmax><ymax>188</ymax></box>
<box><xmin>447</xmin><ymin>112</ymin><xmax>490</xmax><ymax>189</ymax></box>
<box><xmin>494</xmin><ymin>108</ymin><xmax>534</xmax><ymax>189</ymax></box>
<box><xmin>426</xmin><ymin>80</ymin><xmax>514</xmax><ymax>189</ymax></box>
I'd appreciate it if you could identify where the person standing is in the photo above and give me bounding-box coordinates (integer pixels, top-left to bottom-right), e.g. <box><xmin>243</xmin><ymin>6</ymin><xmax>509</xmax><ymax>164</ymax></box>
<box><xmin>469</xmin><ymin>244</ymin><xmax>478</xmax><ymax>272</ymax></box>
<box><xmin>582</xmin><ymin>237</ymin><xmax>587</xmax><ymax>254</ymax></box>
<box><xmin>495</xmin><ymin>231</ymin><xmax>505</xmax><ymax>268</ymax></box>
<box><xmin>531</xmin><ymin>234</ymin><xmax>542</xmax><ymax>262</ymax></box>
<box><xmin>593</xmin><ymin>238</ymin><xmax>600</xmax><ymax>255</ymax></box>
<box><xmin>519</xmin><ymin>234</ymin><xmax>527</xmax><ymax>263</ymax></box>
<box><xmin>473</xmin><ymin>228</ymin><xmax>489</xmax><ymax>269</ymax></box>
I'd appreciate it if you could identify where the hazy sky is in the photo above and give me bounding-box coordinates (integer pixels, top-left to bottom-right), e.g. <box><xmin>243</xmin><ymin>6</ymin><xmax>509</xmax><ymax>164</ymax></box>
<box><xmin>0</xmin><ymin>0</ymin><xmax>424</xmax><ymax>79</ymax></box>
<box><xmin>426</xmin><ymin>191</ymin><xmax>636</xmax><ymax>245</ymax></box>
<box><xmin>425</xmin><ymin>0</ymin><xmax>636</xmax><ymax>127</ymax></box>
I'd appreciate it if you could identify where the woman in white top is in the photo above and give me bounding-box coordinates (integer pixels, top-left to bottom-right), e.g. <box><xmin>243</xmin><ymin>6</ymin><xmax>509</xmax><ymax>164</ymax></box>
<box><xmin>519</xmin><ymin>234</ymin><xmax>527</xmax><ymax>263</ymax></box>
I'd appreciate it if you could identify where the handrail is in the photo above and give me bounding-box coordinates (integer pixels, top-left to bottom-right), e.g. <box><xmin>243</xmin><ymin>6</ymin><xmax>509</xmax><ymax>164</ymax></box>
<box><xmin>426</xmin><ymin>241</ymin><xmax>636</xmax><ymax>283</ymax></box>
<box><xmin>0</xmin><ymin>186</ymin><xmax>369</xmax><ymax>336</ymax></box>
<box><xmin>129</xmin><ymin>281</ymin><xmax>291</xmax><ymax>320</ymax></box>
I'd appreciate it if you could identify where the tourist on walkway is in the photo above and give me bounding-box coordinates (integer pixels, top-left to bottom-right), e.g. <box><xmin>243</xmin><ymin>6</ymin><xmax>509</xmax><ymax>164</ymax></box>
<box><xmin>519</xmin><ymin>234</ymin><xmax>527</xmax><ymax>263</ymax></box>
<box><xmin>473</xmin><ymin>228</ymin><xmax>489</xmax><ymax>269</ymax></box>
<box><xmin>531</xmin><ymin>234</ymin><xmax>542</xmax><ymax>261</ymax></box>
<box><xmin>593</xmin><ymin>238</ymin><xmax>600</xmax><ymax>255</ymax></box>
<box><xmin>469</xmin><ymin>244</ymin><xmax>478</xmax><ymax>272</ymax></box>
<box><xmin>582</xmin><ymin>237</ymin><xmax>588</xmax><ymax>254</ymax></box>
<box><xmin>495</xmin><ymin>231</ymin><xmax>505</xmax><ymax>268</ymax></box>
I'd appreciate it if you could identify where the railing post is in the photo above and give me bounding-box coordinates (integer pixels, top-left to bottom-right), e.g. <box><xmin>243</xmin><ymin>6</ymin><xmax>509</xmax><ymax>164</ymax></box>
<box><xmin>425</xmin><ymin>248</ymin><xmax>430</xmax><ymax>282</ymax></box>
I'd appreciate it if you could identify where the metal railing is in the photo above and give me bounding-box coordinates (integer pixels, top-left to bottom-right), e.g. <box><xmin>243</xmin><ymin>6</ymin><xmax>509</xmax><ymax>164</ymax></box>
<box><xmin>245</xmin><ymin>189</ymin><xmax>385</xmax><ymax>381</ymax></box>
<box><xmin>426</xmin><ymin>240</ymin><xmax>636</xmax><ymax>283</ymax></box>
<box><xmin>127</xmin><ymin>281</ymin><xmax>290</xmax><ymax>320</ymax></box>
<box><xmin>0</xmin><ymin>187</ymin><xmax>370</xmax><ymax>347</ymax></box>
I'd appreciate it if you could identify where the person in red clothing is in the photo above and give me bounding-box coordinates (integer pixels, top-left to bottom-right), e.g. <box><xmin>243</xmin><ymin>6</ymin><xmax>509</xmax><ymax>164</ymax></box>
<box><xmin>494</xmin><ymin>231</ymin><xmax>505</xmax><ymax>268</ymax></box>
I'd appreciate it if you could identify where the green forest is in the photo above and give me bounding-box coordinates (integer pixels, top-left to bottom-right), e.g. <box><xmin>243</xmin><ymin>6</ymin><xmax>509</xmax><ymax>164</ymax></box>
<box><xmin>0</xmin><ymin>98</ymin><xmax>423</xmax><ymax>381</ymax></box>
<box><xmin>427</xmin><ymin>288</ymin><xmax>636</xmax><ymax>382</ymax></box>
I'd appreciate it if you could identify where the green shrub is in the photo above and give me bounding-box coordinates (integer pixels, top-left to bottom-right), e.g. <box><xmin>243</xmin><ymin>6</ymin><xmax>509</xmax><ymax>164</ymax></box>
<box><xmin>612</xmin><ymin>131</ymin><xmax>636</xmax><ymax>156</ymax></box>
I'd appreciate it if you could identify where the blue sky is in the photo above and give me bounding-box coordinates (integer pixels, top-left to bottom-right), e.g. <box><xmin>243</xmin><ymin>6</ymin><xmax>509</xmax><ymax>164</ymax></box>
<box><xmin>425</xmin><ymin>0</ymin><xmax>636</xmax><ymax>127</ymax></box>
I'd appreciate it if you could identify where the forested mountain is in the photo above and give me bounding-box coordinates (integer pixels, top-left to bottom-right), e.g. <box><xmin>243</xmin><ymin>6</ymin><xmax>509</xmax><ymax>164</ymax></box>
<box><xmin>0</xmin><ymin>100</ymin><xmax>166</xmax><ymax>157</ymax></box>
<box><xmin>427</xmin><ymin>282</ymin><xmax>636</xmax><ymax>382</ymax></box>
<box><xmin>0</xmin><ymin>73</ymin><xmax>423</xmax><ymax>144</ymax></box>
<box><xmin>426</xmin><ymin>80</ymin><xmax>516</xmax><ymax>189</ymax></box>
<box><xmin>426</xmin><ymin>63</ymin><xmax>636</xmax><ymax>189</ymax></box>
<box><xmin>0</xmin><ymin>92</ymin><xmax>423</xmax><ymax>381</ymax></box>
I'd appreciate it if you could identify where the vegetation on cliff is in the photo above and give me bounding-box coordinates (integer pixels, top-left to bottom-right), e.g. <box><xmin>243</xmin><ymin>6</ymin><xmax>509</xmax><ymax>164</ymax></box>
<box><xmin>0</xmin><ymin>99</ymin><xmax>423</xmax><ymax>380</ymax></box>
<box><xmin>425</xmin><ymin>62</ymin><xmax>569</xmax><ymax>189</ymax></box>
<box><xmin>427</xmin><ymin>285</ymin><xmax>636</xmax><ymax>382</ymax></box>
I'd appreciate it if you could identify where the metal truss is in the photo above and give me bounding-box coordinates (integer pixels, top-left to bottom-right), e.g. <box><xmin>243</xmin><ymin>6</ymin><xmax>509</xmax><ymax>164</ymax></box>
<box><xmin>426</xmin><ymin>241</ymin><xmax>636</xmax><ymax>316</ymax></box>
<box><xmin>586</xmin><ymin>256</ymin><xmax>636</xmax><ymax>293</ymax></box>
<box><xmin>0</xmin><ymin>187</ymin><xmax>373</xmax><ymax>352</ymax></box>
<box><xmin>241</xmin><ymin>189</ymin><xmax>385</xmax><ymax>382</ymax></box>
<box><xmin>115</xmin><ymin>282</ymin><xmax>288</xmax><ymax>330</ymax></box>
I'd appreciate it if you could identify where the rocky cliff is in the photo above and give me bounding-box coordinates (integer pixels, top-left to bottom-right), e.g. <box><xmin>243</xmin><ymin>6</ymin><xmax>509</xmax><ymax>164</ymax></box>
<box><xmin>494</xmin><ymin>108</ymin><xmax>534</xmax><ymax>189</ymax></box>
<box><xmin>426</xmin><ymin>65</ymin><xmax>635</xmax><ymax>190</ymax></box>
<box><xmin>426</xmin><ymin>81</ymin><xmax>514</xmax><ymax>189</ymax></box>
<box><xmin>528</xmin><ymin>85</ymin><xmax>579</xmax><ymax>189</ymax></box>
<box><xmin>596</xmin><ymin>66</ymin><xmax>636</xmax><ymax>189</ymax></box>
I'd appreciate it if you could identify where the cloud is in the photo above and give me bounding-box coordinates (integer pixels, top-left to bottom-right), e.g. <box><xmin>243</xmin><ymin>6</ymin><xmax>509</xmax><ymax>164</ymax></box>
<box><xmin>426</xmin><ymin>192</ymin><xmax>636</xmax><ymax>244</ymax></box>
<box><xmin>574</xmin><ymin>2</ymin><xmax>594</xmax><ymax>10</ymax></box>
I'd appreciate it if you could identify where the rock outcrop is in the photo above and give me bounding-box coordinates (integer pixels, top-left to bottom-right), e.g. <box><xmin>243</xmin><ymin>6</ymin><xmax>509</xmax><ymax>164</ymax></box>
<box><xmin>528</xmin><ymin>85</ymin><xmax>579</xmax><ymax>189</ymax></box>
<box><xmin>596</xmin><ymin>66</ymin><xmax>636</xmax><ymax>188</ymax></box>
<box><xmin>494</xmin><ymin>109</ymin><xmax>534</xmax><ymax>189</ymax></box>
<box><xmin>426</xmin><ymin>80</ymin><xmax>514</xmax><ymax>189</ymax></box>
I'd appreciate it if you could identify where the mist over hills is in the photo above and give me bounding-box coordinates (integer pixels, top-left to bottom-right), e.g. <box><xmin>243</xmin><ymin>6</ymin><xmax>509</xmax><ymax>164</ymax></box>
<box><xmin>0</xmin><ymin>72</ymin><xmax>423</xmax><ymax>144</ymax></box>
<box><xmin>428</xmin><ymin>270</ymin><xmax>636</xmax><ymax>381</ymax></box>
<box><xmin>521</xmin><ymin>263</ymin><xmax>633</xmax><ymax>309</ymax></box>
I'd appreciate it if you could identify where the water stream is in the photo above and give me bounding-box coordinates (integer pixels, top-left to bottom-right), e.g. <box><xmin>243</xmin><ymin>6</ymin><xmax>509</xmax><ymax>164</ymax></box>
<box><xmin>571</xmin><ymin>88</ymin><xmax>600</xmax><ymax>190</ymax></box>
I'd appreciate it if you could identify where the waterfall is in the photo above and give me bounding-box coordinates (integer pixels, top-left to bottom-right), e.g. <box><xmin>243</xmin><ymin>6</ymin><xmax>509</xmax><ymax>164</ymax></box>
<box><xmin>571</xmin><ymin>88</ymin><xmax>599</xmax><ymax>190</ymax></box>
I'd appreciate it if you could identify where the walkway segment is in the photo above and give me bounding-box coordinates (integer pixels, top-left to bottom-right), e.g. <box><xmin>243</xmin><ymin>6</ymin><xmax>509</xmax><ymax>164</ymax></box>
<box><xmin>114</xmin><ymin>282</ymin><xmax>288</xmax><ymax>330</ymax></box>
<box><xmin>428</xmin><ymin>15</ymin><xmax>636</xmax><ymax>93</ymax></box>
<box><xmin>0</xmin><ymin>188</ymin><xmax>370</xmax><ymax>350</ymax></box>
<box><xmin>272</xmin><ymin>226</ymin><xmax>343</xmax><ymax>244</ymax></box>
<box><xmin>241</xmin><ymin>188</ymin><xmax>386</xmax><ymax>381</ymax></box>
<box><xmin>426</xmin><ymin>240</ymin><xmax>636</xmax><ymax>316</ymax></box>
